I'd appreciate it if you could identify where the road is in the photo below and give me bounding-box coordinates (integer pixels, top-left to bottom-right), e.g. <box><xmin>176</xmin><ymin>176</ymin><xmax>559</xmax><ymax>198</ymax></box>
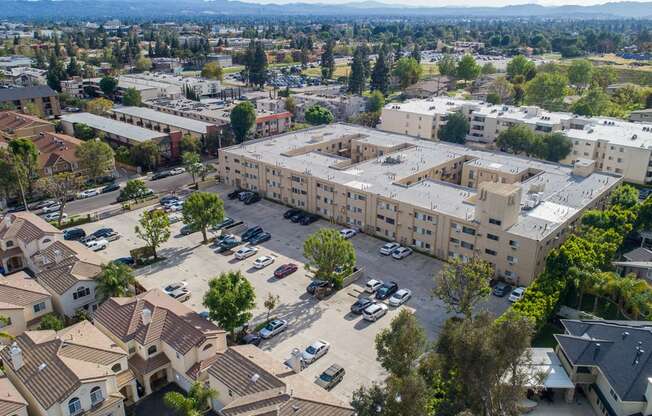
<box><xmin>65</xmin><ymin>172</ymin><xmax>194</xmax><ymax>216</ymax></box>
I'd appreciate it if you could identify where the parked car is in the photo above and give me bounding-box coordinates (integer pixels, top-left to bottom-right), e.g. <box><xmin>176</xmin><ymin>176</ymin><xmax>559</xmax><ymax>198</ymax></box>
<box><xmin>391</xmin><ymin>247</ymin><xmax>413</xmax><ymax>260</ymax></box>
<box><xmin>168</xmin><ymin>288</ymin><xmax>191</xmax><ymax>302</ymax></box>
<box><xmin>302</xmin><ymin>339</ymin><xmax>330</xmax><ymax>364</ymax></box>
<box><xmin>493</xmin><ymin>282</ymin><xmax>512</xmax><ymax>297</ymax></box>
<box><xmin>160</xmin><ymin>195</ymin><xmax>179</xmax><ymax>205</ymax></box>
<box><xmin>508</xmin><ymin>287</ymin><xmax>526</xmax><ymax>303</ymax></box>
<box><xmin>258</xmin><ymin>319</ymin><xmax>288</xmax><ymax>339</ymax></box>
<box><xmin>170</xmin><ymin>167</ymin><xmax>185</xmax><ymax>175</ymax></box>
<box><xmin>284</xmin><ymin>208</ymin><xmax>303</xmax><ymax>219</ymax></box>
<box><xmin>163</xmin><ymin>281</ymin><xmax>188</xmax><ymax>295</ymax></box>
<box><xmin>299</xmin><ymin>214</ymin><xmax>319</xmax><ymax>225</ymax></box>
<box><xmin>238</xmin><ymin>191</ymin><xmax>254</xmax><ymax>201</ymax></box>
<box><xmin>168</xmin><ymin>213</ymin><xmax>182</xmax><ymax>224</ymax></box>
<box><xmin>101</xmin><ymin>183</ymin><xmax>120</xmax><ymax>193</ymax></box>
<box><xmin>216</xmin><ymin>237</ymin><xmax>240</xmax><ymax>253</ymax></box>
<box><xmin>41</xmin><ymin>203</ymin><xmax>61</xmax><ymax>213</ymax></box>
<box><xmin>290</xmin><ymin>212</ymin><xmax>307</xmax><ymax>223</ymax></box>
<box><xmin>388</xmin><ymin>289</ymin><xmax>412</xmax><ymax>306</ymax></box>
<box><xmin>212</xmin><ymin>217</ymin><xmax>235</xmax><ymax>230</ymax></box>
<box><xmin>243</xmin><ymin>193</ymin><xmax>261</xmax><ymax>205</ymax></box>
<box><xmin>274</xmin><ymin>263</ymin><xmax>298</xmax><ymax>278</ymax></box>
<box><xmin>180</xmin><ymin>223</ymin><xmax>199</xmax><ymax>235</ymax></box>
<box><xmin>151</xmin><ymin>170</ymin><xmax>171</xmax><ymax>180</ymax></box>
<box><xmin>228</xmin><ymin>189</ymin><xmax>243</xmax><ymax>200</ymax></box>
<box><xmin>350</xmin><ymin>297</ymin><xmax>376</xmax><ymax>314</ymax></box>
<box><xmin>316</xmin><ymin>364</ymin><xmax>345</xmax><ymax>390</ymax></box>
<box><xmin>165</xmin><ymin>202</ymin><xmax>184</xmax><ymax>212</ymax></box>
<box><xmin>253</xmin><ymin>255</ymin><xmax>274</xmax><ymax>269</ymax></box>
<box><xmin>365</xmin><ymin>279</ymin><xmax>383</xmax><ymax>293</ymax></box>
<box><xmin>235</xmin><ymin>246</ymin><xmax>258</xmax><ymax>260</ymax></box>
<box><xmin>241</xmin><ymin>333</ymin><xmax>262</xmax><ymax>346</ymax></box>
<box><xmin>375</xmin><ymin>281</ymin><xmax>399</xmax><ymax>300</ymax></box>
<box><xmin>306</xmin><ymin>280</ymin><xmax>330</xmax><ymax>295</ymax></box>
<box><xmin>113</xmin><ymin>256</ymin><xmax>134</xmax><ymax>266</ymax></box>
<box><xmin>362</xmin><ymin>303</ymin><xmax>388</xmax><ymax>322</ymax></box>
<box><xmin>86</xmin><ymin>238</ymin><xmax>108</xmax><ymax>251</ymax></box>
<box><xmin>248</xmin><ymin>231</ymin><xmax>271</xmax><ymax>245</ymax></box>
<box><xmin>63</xmin><ymin>228</ymin><xmax>86</xmax><ymax>241</ymax></box>
<box><xmin>340</xmin><ymin>228</ymin><xmax>357</xmax><ymax>239</ymax></box>
<box><xmin>379</xmin><ymin>242</ymin><xmax>400</xmax><ymax>255</ymax></box>
<box><xmin>241</xmin><ymin>225</ymin><xmax>263</xmax><ymax>242</ymax></box>
<box><xmin>43</xmin><ymin>212</ymin><xmax>67</xmax><ymax>222</ymax></box>
<box><xmin>30</xmin><ymin>199</ymin><xmax>55</xmax><ymax>210</ymax></box>
<box><xmin>90</xmin><ymin>228</ymin><xmax>118</xmax><ymax>240</ymax></box>
<box><xmin>77</xmin><ymin>189</ymin><xmax>100</xmax><ymax>199</ymax></box>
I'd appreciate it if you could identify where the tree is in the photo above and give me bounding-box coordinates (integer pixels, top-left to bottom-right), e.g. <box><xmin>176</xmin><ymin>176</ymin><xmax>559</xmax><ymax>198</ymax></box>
<box><xmin>543</xmin><ymin>132</ymin><xmax>572</xmax><ymax>162</ymax></box>
<box><xmin>456</xmin><ymin>54</ymin><xmax>481</xmax><ymax>84</ymax></box>
<box><xmin>348</xmin><ymin>46</ymin><xmax>367</xmax><ymax>95</ymax></box>
<box><xmin>183</xmin><ymin>151</ymin><xmax>202</xmax><ymax>186</ymax></box>
<box><xmin>351</xmin><ymin>383</ymin><xmax>388</xmax><ymax>416</ymax></box>
<box><xmin>73</xmin><ymin>123</ymin><xmax>96</xmax><ymax>140</ymax></box>
<box><xmin>496</xmin><ymin>124</ymin><xmax>536</xmax><ymax>155</ymax></box>
<box><xmin>321</xmin><ymin>39</ymin><xmax>335</xmax><ymax>79</ymax></box>
<box><xmin>180</xmin><ymin>134</ymin><xmax>201</xmax><ymax>154</ymax></box>
<box><xmin>203</xmin><ymin>271</ymin><xmax>255</xmax><ymax>338</ymax></box>
<box><xmin>8</xmin><ymin>138</ymin><xmax>38</xmax><ymax>195</ymax></box>
<box><xmin>303</xmin><ymin>228</ymin><xmax>356</xmax><ymax>288</ymax></box>
<box><xmin>119</xmin><ymin>179</ymin><xmax>147</xmax><ymax>202</ymax></box>
<box><xmin>592</xmin><ymin>66</ymin><xmax>617</xmax><ymax>89</ymax></box>
<box><xmin>393</xmin><ymin>57</ymin><xmax>422</xmax><ymax>89</ymax></box>
<box><xmin>481</xmin><ymin>62</ymin><xmax>496</xmax><ymax>75</ymax></box>
<box><xmin>99</xmin><ymin>76</ymin><xmax>118</xmax><ymax>98</ymax></box>
<box><xmin>370</xmin><ymin>47</ymin><xmax>391</xmax><ymax>95</ymax></box>
<box><xmin>96</xmin><ymin>262</ymin><xmax>135</xmax><ymax>301</ymax></box>
<box><xmin>36</xmin><ymin>173</ymin><xmax>81</xmax><ymax>226</ymax></box>
<box><xmin>38</xmin><ymin>313</ymin><xmax>64</xmax><ymax>331</ymax></box>
<box><xmin>263</xmin><ymin>292</ymin><xmax>280</xmax><ymax>323</ymax></box>
<box><xmin>135</xmin><ymin>209</ymin><xmax>171</xmax><ymax>259</ymax></box>
<box><xmin>437</xmin><ymin>54</ymin><xmax>458</xmax><ymax>77</ymax></box>
<box><xmin>437</xmin><ymin>111</ymin><xmax>469</xmax><ymax>144</ymax></box>
<box><xmin>572</xmin><ymin>87</ymin><xmax>614</xmax><ymax>116</ymax></box>
<box><xmin>230</xmin><ymin>101</ymin><xmax>256</xmax><ymax>143</ymax></box>
<box><xmin>46</xmin><ymin>53</ymin><xmax>66</xmax><ymax>92</ymax></box>
<box><xmin>524</xmin><ymin>72</ymin><xmax>569</xmax><ymax>111</ymax></box>
<box><xmin>122</xmin><ymin>87</ymin><xmax>142</xmax><ymax>106</ymax></box>
<box><xmin>66</xmin><ymin>57</ymin><xmax>82</xmax><ymax>77</ymax></box>
<box><xmin>305</xmin><ymin>105</ymin><xmax>334</xmax><ymax>125</ymax></box>
<box><xmin>248</xmin><ymin>42</ymin><xmax>268</xmax><ymax>88</ymax></box>
<box><xmin>182</xmin><ymin>192</ymin><xmax>225</xmax><ymax>243</ymax></box>
<box><xmin>135</xmin><ymin>56</ymin><xmax>152</xmax><ymax>72</ymax></box>
<box><xmin>488</xmin><ymin>76</ymin><xmax>514</xmax><ymax>104</ymax></box>
<box><xmin>367</xmin><ymin>90</ymin><xmax>385</xmax><ymax>113</ymax></box>
<box><xmin>0</xmin><ymin>316</ymin><xmax>12</xmax><ymax>341</ymax></box>
<box><xmin>506</xmin><ymin>55</ymin><xmax>536</xmax><ymax>80</ymax></box>
<box><xmin>433</xmin><ymin>258</ymin><xmax>493</xmax><ymax>319</ymax></box>
<box><xmin>568</xmin><ymin>59</ymin><xmax>594</xmax><ymax>91</ymax></box>
<box><xmin>284</xmin><ymin>96</ymin><xmax>297</xmax><ymax>117</ymax></box>
<box><xmin>164</xmin><ymin>381</ymin><xmax>218</xmax><ymax>416</ymax></box>
<box><xmin>0</xmin><ymin>149</ymin><xmax>21</xmax><ymax>205</ymax></box>
<box><xmin>375</xmin><ymin>309</ymin><xmax>427</xmax><ymax>378</ymax></box>
<box><xmin>85</xmin><ymin>97</ymin><xmax>113</xmax><ymax>115</ymax></box>
<box><xmin>75</xmin><ymin>140</ymin><xmax>115</xmax><ymax>183</ymax></box>
<box><xmin>130</xmin><ymin>141</ymin><xmax>161</xmax><ymax>171</ymax></box>
<box><xmin>610</xmin><ymin>184</ymin><xmax>639</xmax><ymax>210</ymax></box>
<box><xmin>23</xmin><ymin>102</ymin><xmax>43</xmax><ymax>118</ymax></box>
<box><xmin>201</xmin><ymin>62</ymin><xmax>223</xmax><ymax>81</ymax></box>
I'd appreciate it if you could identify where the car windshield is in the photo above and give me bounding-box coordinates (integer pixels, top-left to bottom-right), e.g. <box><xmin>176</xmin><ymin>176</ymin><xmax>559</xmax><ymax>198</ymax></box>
<box><xmin>306</xmin><ymin>346</ymin><xmax>317</xmax><ymax>354</ymax></box>
<box><xmin>319</xmin><ymin>373</ymin><xmax>333</xmax><ymax>382</ymax></box>
<box><xmin>166</xmin><ymin>284</ymin><xmax>180</xmax><ymax>291</ymax></box>
<box><xmin>378</xmin><ymin>288</ymin><xmax>387</xmax><ymax>294</ymax></box>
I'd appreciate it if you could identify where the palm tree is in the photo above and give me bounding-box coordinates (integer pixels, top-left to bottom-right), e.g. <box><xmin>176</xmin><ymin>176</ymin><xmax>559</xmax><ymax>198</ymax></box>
<box><xmin>604</xmin><ymin>274</ymin><xmax>650</xmax><ymax>318</ymax></box>
<box><xmin>164</xmin><ymin>382</ymin><xmax>217</xmax><ymax>416</ymax></box>
<box><xmin>96</xmin><ymin>262</ymin><xmax>136</xmax><ymax>302</ymax></box>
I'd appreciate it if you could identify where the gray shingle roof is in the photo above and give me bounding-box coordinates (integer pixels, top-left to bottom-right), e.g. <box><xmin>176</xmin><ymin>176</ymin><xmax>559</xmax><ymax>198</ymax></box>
<box><xmin>623</xmin><ymin>247</ymin><xmax>652</xmax><ymax>262</ymax></box>
<box><xmin>0</xmin><ymin>85</ymin><xmax>56</xmax><ymax>102</ymax></box>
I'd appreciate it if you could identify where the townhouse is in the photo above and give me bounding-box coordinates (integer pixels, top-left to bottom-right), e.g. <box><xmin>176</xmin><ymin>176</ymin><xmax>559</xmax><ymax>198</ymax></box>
<box><xmin>379</xmin><ymin>97</ymin><xmax>652</xmax><ymax>184</ymax></box>
<box><xmin>0</xmin><ymin>212</ymin><xmax>62</xmax><ymax>275</ymax></box>
<box><xmin>0</xmin><ymin>271</ymin><xmax>53</xmax><ymax>340</ymax></box>
<box><xmin>217</xmin><ymin>124</ymin><xmax>621</xmax><ymax>285</ymax></box>
<box><xmin>0</xmin><ymin>110</ymin><xmax>54</xmax><ymax>140</ymax></box>
<box><xmin>32</xmin><ymin>132</ymin><xmax>87</xmax><ymax>177</ymax></box>
<box><xmin>0</xmin><ymin>320</ymin><xmax>134</xmax><ymax>416</ymax></box>
<box><xmin>0</xmin><ymin>86</ymin><xmax>61</xmax><ymax>118</ymax></box>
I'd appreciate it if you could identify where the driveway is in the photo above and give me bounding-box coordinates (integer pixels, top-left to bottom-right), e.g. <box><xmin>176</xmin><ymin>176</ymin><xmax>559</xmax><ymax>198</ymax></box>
<box><xmin>128</xmin><ymin>384</ymin><xmax>218</xmax><ymax>416</ymax></box>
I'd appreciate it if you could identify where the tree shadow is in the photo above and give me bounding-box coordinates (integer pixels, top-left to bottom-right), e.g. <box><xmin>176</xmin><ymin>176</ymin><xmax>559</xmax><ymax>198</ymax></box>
<box><xmin>253</xmin><ymin>296</ymin><xmax>324</xmax><ymax>349</ymax></box>
<box><xmin>134</xmin><ymin>245</ymin><xmax>196</xmax><ymax>276</ymax></box>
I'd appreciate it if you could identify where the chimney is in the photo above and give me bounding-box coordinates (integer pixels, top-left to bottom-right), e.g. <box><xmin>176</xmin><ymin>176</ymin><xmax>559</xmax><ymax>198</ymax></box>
<box><xmin>623</xmin><ymin>331</ymin><xmax>630</xmax><ymax>340</ymax></box>
<box><xmin>53</xmin><ymin>249</ymin><xmax>63</xmax><ymax>264</ymax></box>
<box><xmin>10</xmin><ymin>343</ymin><xmax>23</xmax><ymax>371</ymax></box>
<box><xmin>286</xmin><ymin>348</ymin><xmax>303</xmax><ymax>374</ymax></box>
<box><xmin>593</xmin><ymin>343</ymin><xmax>601</xmax><ymax>360</ymax></box>
<box><xmin>141</xmin><ymin>308</ymin><xmax>152</xmax><ymax>326</ymax></box>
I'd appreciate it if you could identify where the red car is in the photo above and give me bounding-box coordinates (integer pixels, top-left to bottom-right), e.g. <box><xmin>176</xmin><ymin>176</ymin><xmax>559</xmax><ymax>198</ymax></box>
<box><xmin>274</xmin><ymin>263</ymin><xmax>298</xmax><ymax>278</ymax></box>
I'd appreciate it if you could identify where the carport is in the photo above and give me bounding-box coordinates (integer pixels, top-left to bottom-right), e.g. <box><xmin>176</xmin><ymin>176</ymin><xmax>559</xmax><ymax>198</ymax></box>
<box><xmin>520</xmin><ymin>347</ymin><xmax>576</xmax><ymax>410</ymax></box>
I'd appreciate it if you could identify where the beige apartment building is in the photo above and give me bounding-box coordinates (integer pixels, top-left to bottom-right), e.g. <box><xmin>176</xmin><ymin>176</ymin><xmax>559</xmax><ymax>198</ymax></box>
<box><xmin>217</xmin><ymin>124</ymin><xmax>621</xmax><ymax>286</ymax></box>
<box><xmin>379</xmin><ymin>98</ymin><xmax>652</xmax><ymax>185</ymax></box>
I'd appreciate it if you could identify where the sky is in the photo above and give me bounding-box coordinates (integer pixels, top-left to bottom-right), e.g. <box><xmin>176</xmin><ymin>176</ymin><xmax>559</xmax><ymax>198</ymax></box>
<box><xmin>247</xmin><ymin>0</ymin><xmax>649</xmax><ymax>5</ymax></box>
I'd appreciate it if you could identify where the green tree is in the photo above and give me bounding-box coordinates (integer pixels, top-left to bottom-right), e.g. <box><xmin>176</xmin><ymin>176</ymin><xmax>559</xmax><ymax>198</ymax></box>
<box><xmin>568</xmin><ymin>59</ymin><xmax>594</xmax><ymax>91</ymax></box>
<box><xmin>135</xmin><ymin>209</ymin><xmax>171</xmax><ymax>259</ymax></box>
<box><xmin>610</xmin><ymin>184</ymin><xmax>639</xmax><ymax>210</ymax></box>
<box><xmin>180</xmin><ymin>134</ymin><xmax>201</xmax><ymax>154</ymax></box>
<box><xmin>85</xmin><ymin>97</ymin><xmax>113</xmax><ymax>115</ymax></box>
<box><xmin>203</xmin><ymin>271</ymin><xmax>255</xmax><ymax>338</ymax></box>
<box><xmin>393</xmin><ymin>57</ymin><xmax>422</xmax><ymax>89</ymax></box>
<box><xmin>370</xmin><ymin>47</ymin><xmax>391</xmax><ymax>95</ymax></box>
<box><xmin>367</xmin><ymin>90</ymin><xmax>385</xmax><ymax>113</ymax></box>
<box><xmin>375</xmin><ymin>309</ymin><xmax>427</xmax><ymax>378</ymax></box>
<box><xmin>248</xmin><ymin>42</ymin><xmax>268</xmax><ymax>88</ymax></box>
<box><xmin>489</xmin><ymin>76</ymin><xmax>514</xmax><ymax>104</ymax></box>
<box><xmin>135</xmin><ymin>56</ymin><xmax>152</xmax><ymax>72</ymax></box>
<box><xmin>122</xmin><ymin>87</ymin><xmax>142</xmax><ymax>106</ymax></box>
<box><xmin>99</xmin><ymin>76</ymin><xmax>118</xmax><ymax>98</ymax></box>
<box><xmin>230</xmin><ymin>101</ymin><xmax>256</xmax><ymax>143</ymax></box>
<box><xmin>130</xmin><ymin>141</ymin><xmax>161</xmax><ymax>171</ymax></box>
<box><xmin>8</xmin><ymin>138</ymin><xmax>38</xmax><ymax>195</ymax></box>
<box><xmin>506</xmin><ymin>55</ymin><xmax>536</xmax><ymax>80</ymax></box>
<box><xmin>46</xmin><ymin>53</ymin><xmax>66</xmax><ymax>92</ymax></box>
<box><xmin>0</xmin><ymin>316</ymin><xmax>12</xmax><ymax>340</ymax></box>
<box><xmin>66</xmin><ymin>57</ymin><xmax>82</xmax><ymax>77</ymax></box>
<box><xmin>303</xmin><ymin>228</ymin><xmax>356</xmax><ymax>288</ymax></box>
<box><xmin>182</xmin><ymin>192</ymin><xmax>225</xmax><ymax>243</ymax></box>
<box><xmin>496</xmin><ymin>124</ymin><xmax>536</xmax><ymax>154</ymax></box>
<box><xmin>481</xmin><ymin>62</ymin><xmax>496</xmax><ymax>75</ymax></box>
<box><xmin>321</xmin><ymin>39</ymin><xmax>335</xmax><ymax>79</ymax></box>
<box><xmin>263</xmin><ymin>292</ymin><xmax>280</xmax><ymax>323</ymax></box>
<box><xmin>119</xmin><ymin>179</ymin><xmax>147</xmax><ymax>202</ymax></box>
<box><xmin>572</xmin><ymin>87</ymin><xmax>614</xmax><ymax>116</ymax></box>
<box><xmin>456</xmin><ymin>54</ymin><xmax>481</xmax><ymax>84</ymax></box>
<box><xmin>183</xmin><ymin>151</ymin><xmax>202</xmax><ymax>186</ymax></box>
<box><xmin>348</xmin><ymin>46</ymin><xmax>367</xmax><ymax>95</ymax></box>
<box><xmin>284</xmin><ymin>96</ymin><xmax>297</xmax><ymax>117</ymax></box>
<box><xmin>305</xmin><ymin>105</ymin><xmax>334</xmax><ymax>125</ymax></box>
<box><xmin>38</xmin><ymin>313</ymin><xmax>64</xmax><ymax>331</ymax></box>
<box><xmin>351</xmin><ymin>383</ymin><xmax>388</xmax><ymax>416</ymax></box>
<box><xmin>524</xmin><ymin>72</ymin><xmax>569</xmax><ymax>111</ymax></box>
<box><xmin>201</xmin><ymin>62</ymin><xmax>223</xmax><ymax>81</ymax></box>
<box><xmin>437</xmin><ymin>54</ymin><xmax>458</xmax><ymax>77</ymax></box>
<box><xmin>433</xmin><ymin>258</ymin><xmax>493</xmax><ymax>320</ymax></box>
<box><xmin>96</xmin><ymin>262</ymin><xmax>136</xmax><ymax>301</ymax></box>
<box><xmin>75</xmin><ymin>140</ymin><xmax>115</xmax><ymax>183</ymax></box>
<box><xmin>36</xmin><ymin>173</ymin><xmax>81</xmax><ymax>226</ymax></box>
<box><xmin>437</xmin><ymin>111</ymin><xmax>469</xmax><ymax>144</ymax></box>
<box><xmin>73</xmin><ymin>123</ymin><xmax>96</xmax><ymax>140</ymax></box>
<box><xmin>592</xmin><ymin>66</ymin><xmax>617</xmax><ymax>89</ymax></box>
<box><xmin>543</xmin><ymin>132</ymin><xmax>572</xmax><ymax>162</ymax></box>
<box><xmin>164</xmin><ymin>381</ymin><xmax>218</xmax><ymax>416</ymax></box>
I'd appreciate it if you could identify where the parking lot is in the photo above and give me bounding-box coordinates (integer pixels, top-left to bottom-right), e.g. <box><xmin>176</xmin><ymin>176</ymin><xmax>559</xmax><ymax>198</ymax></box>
<box><xmin>78</xmin><ymin>184</ymin><xmax>509</xmax><ymax>402</ymax></box>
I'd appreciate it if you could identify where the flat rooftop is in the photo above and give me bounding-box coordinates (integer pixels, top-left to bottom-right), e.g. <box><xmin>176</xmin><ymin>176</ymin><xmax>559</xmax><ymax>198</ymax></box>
<box><xmin>112</xmin><ymin>106</ymin><xmax>214</xmax><ymax>134</ymax></box>
<box><xmin>224</xmin><ymin>124</ymin><xmax>620</xmax><ymax>241</ymax></box>
<box><xmin>61</xmin><ymin>113</ymin><xmax>168</xmax><ymax>143</ymax></box>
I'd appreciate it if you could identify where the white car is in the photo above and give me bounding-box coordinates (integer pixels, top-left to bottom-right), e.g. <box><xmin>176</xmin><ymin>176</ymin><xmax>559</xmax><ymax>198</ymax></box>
<box><xmin>379</xmin><ymin>242</ymin><xmax>400</xmax><ymax>255</ymax></box>
<box><xmin>362</xmin><ymin>303</ymin><xmax>388</xmax><ymax>322</ymax></box>
<box><xmin>340</xmin><ymin>228</ymin><xmax>357</xmax><ymax>239</ymax></box>
<box><xmin>170</xmin><ymin>167</ymin><xmax>186</xmax><ymax>175</ymax></box>
<box><xmin>508</xmin><ymin>287</ymin><xmax>526</xmax><ymax>303</ymax></box>
<box><xmin>41</xmin><ymin>203</ymin><xmax>61</xmax><ymax>213</ymax></box>
<box><xmin>259</xmin><ymin>319</ymin><xmax>288</xmax><ymax>339</ymax></box>
<box><xmin>389</xmin><ymin>289</ymin><xmax>412</xmax><ymax>307</ymax></box>
<box><xmin>392</xmin><ymin>247</ymin><xmax>413</xmax><ymax>260</ymax></box>
<box><xmin>43</xmin><ymin>212</ymin><xmax>67</xmax><ymax>222</ymax></box>
<box><xmin>169</xmin><ymin>288</ymin><xmax>191</xmax><ymax>303</ymax></box>
<box><xmin>365</xmin><ymin>279</ymin><xmax>384</xmax><ymax>293</ymax></box>
<box><xmin>302</xmin><ymin>339</ymin><xmax>330</xmax><ymax>364</ymax></box>
<box><xmin>85</xmin><ymin>238</ymin><xmax>108</xmax><ymax>251</ymax></box>
<box><xmin>168</xmin><ymin>213</ymin><xmax>183</xmax><ymax>224</ymax></box>
<box><xmin>165</xmin><ymin>202</ymin><xmax>184</xmax><ymax>212</ymax></box>
<box><xmin>163</xmin><ymin>281</ymin><xmax>188</xmax><ymax>295</ymax></box>
<box><xmin>77</xmin><ymin>189</ymin><xmax>100</xmax><ymax>199</ymax></box>
<box><xmin>235</xmin><ymin>246</ymin><xmax>258</xmax><ymax>260</ymax></box>
<box><xmin>253</xmin><ymin>255</ymin><xmax>274</xmax><ymax>269</ymax></box>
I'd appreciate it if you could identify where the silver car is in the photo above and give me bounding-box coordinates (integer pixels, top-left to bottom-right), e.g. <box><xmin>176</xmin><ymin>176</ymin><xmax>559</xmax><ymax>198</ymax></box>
<box><xmin>259</xmin><ymin>319</ymin><xmax>288</xmax><ymax>339</ymax></box>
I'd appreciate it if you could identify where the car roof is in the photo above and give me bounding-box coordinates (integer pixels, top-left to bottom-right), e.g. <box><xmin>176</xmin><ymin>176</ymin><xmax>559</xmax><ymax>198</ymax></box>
<box><xmin>325</xmin><ymin>364</ymin><xmax>343</xmax><ymax>374</ymax></box>
<box><xmin>394</xmin><ymin>289</ymin><xmax>408</xmax><ymax>295</ymax></box>
<box><xmin>365</xmin><ymin>304</ymin><xmax>381</xmax><ymax>312</ymax></box>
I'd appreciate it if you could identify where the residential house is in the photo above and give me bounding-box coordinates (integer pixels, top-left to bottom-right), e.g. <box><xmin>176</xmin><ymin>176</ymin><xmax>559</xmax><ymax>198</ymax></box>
<box><xmin>0</xmin><ymin>376</ymin><xmax>28</xmax><ymax>416</ymax></box>
<box><xmin>613</xmin><ymin>246</ymin><xmax>652</xmax><ymax>282</ymax></box>
<box><xmin>32</xmin><ymin>132</ymin><xmax>86</xmax><ymax>177</ymax></box>
<box><xmin>0</xmin><ymin>271</ymin><xmax>53</xmax><ymax>340</ymax></box>
<box><xmin>403</xmin><ymin>77</ymin><xmax>455</xmax><ymax>99</ymax></box>
<box><xmin>0</xmin><ymin>212</ymin><xmax>62</xmax><ymax>275</ymax></box>
<box><xmin>554</xmin><ymin>320</ymin><xmax>652</xmax><ymax>416</ymax></box>
<box><xmin>93</xmin><ymin>289</ymin><xmax>227</xmax><ymax>397</ymax></box>
<box><xmin>0</xmin><ymin>110</ymin><xmax>54</xmax><ymax>140</ymax></box>
<box><xmin>0</xmin><ymin>320</ymin><xmax>135</xmax><ymax>416</ymax></box>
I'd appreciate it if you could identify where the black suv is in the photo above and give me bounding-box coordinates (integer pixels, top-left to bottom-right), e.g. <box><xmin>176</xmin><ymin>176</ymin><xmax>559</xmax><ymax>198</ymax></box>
<box><xmin>244</xmin><ymin>193</ymin><xmax>261</xmax><ymax>205</ymax></box>
<box><xmin>64</xmin><ymin>228</ymin><xmax>86</xmax><ymax>241</ymax></box>
<box><xmin>241</xmin><ymin>226</ymin><xmax>263</xmax><ymax>242</ymax></box>
<box><xmin>375</xmin><ymin>281</ymin><xmax>399</xmax><ymax>300</ymax></box>
<box><xmin>228</xmin><ymin>189</ymin><xmax>243</xmax><ymax>200</ymax></box>
<box><xmin>284</xmin><ymin>208</ymin><xmax>303</xmax><ymax>219</ymax></box>
<box><xmin>350</xmin><ymin>297</ymin><xmax>375</xmax><ymax>314</ymax></box>
<box><xmin>300</xmin><ymin>214</ymin><xmax>319</xmax><ymax>225</ymax></box>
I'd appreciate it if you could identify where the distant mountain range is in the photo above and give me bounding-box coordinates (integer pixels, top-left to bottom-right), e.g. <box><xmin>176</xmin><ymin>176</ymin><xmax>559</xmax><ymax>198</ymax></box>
<box><xmin>2</xmin><ymin>0</ymin><xmax>652</xmax><ymax>20</ymax></box>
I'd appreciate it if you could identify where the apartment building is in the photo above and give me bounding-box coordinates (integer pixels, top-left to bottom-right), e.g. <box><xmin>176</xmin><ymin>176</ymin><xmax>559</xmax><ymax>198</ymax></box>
<box><xmin>217</xmin><ymin>124</ymin><xmax>621</xmax><ymax>285</ymax></box>
<box><xmin>290</xmin><ymin>92</ymin><xmax>367</xmax><ymax>122</ymax></box>
<box><xmin>0</xmin><ymin>320</ymin><xmax>132</xmax><ymax>416</ymax></box>
<box><xmin>0</xmin><ymin>271</ymin><xmax>53</xmax><ymax>340</ymax></box>
<box><xmin>379</xmin><ymin>97</ymin><xmax>652</xmax><ymax>184</ymax></box>
<box><xmin>0</xmin><ymin>110</ymin><xmax>54</xmax><ymax>140</ymax></box>
<box><xmin>61</xmin><ymin>77</ymin><xmax>163</xmax><ymax>101</ymax></box>
<box><xmin>120</xmin><ymin>73</ymin><xmax>221</xmax><ymax>98</ymax></box>
<box><xmin>630</xmin><ymin>109</ymin><xmax>652</xmax><ymax>123</ymax></box>
<box><xmin>554</xmin><ymin>320</ymin><xmax>652</xmax><ymax>416</ymax></box>
<box><xmin>0</xmin><ymin>86</ymin><xmax>60</xmax><ymax>118</ymax></box>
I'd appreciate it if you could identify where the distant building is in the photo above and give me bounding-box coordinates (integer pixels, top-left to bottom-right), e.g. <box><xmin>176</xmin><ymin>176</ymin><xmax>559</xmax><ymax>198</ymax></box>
<box><xmin>630</xmin><ymin>109</ymin><xmax>652</xmax><ymax>124</ymax></box>
<box><xmin>0</xmin><ymin>86</ymin><xmax>61</xmax><ymax>118</ymax></box>
<box><xmin>1</xmin><ymin>67</ymin><xmax>47</xmax><ymax>87</ymax></box>
<box><xmin>0</xmin><ymin>110</ymin><xmax>54</xmax><ymax>140</ymax></box>
<box><xmin>206</xmin><ymin>53</ymin><xmax>233</xmax><ymax>67</ymax></box>
<box><xmin>0</xmin><ymin>56</ymin><xmax>33</xmax><ymax>70</ymax></box>
<box><xmin>403</xmin><ymin>77</ymin><xmax>455</xmax><ymax>99</ymax></box>
<box><xmin>290</xmin><ymin>92</ymin><xmax>367</xmax><ymax>122</ymax></box>
<box><xmin>150</xmin><ymin>57</ymin><xmax>183</xmax><ymax>74</ymax></box>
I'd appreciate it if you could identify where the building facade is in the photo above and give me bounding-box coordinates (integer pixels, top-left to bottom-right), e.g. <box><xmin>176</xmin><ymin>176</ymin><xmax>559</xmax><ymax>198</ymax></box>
<box><xmin>0</xmin><ymin>86</ymin><xmax>60</xmax><ymax>118</ymax></box>
<box><xmin>0</xmin><ymin>271</ymin><xmax>53</xmax><ymax>340</ymax></box>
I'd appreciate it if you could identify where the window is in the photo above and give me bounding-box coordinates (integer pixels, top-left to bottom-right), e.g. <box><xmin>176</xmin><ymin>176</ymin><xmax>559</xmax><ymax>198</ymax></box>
<box><xmin>0</xmin><ymin>317</ymin><xmax>11</xmax><ymax>328</ymax></box>
<box><xmin>460</xmin><ymin>241</ymin><xmax>474</xmax><ymax>250</ymax></box>
<box><xmin>462</xmin><ymin>226</ymin><xmax>476</xmax><ymax>236</ymax></box>
<box><xmin>509</xmin><ymin>240</ymin><xmax>519</xmax><ymax>248</ymax></box>
<box><xmin>485</xmin><ymin>249</ymin><xmax>497</xmax><ymax>256</ymax></box>
<box><xmin>111</xmin><ymin>363</ymin><xmax>122</xmax><ymax>372</ymax></box>
<box><xmin>203</xmin><ymin>343</ymin><xmax>213</xmax><ymax>351</ymax></box>
<box><xmin>73</xmin><ymin>286</ymin><xmax>90</xmax><ymax>300</ymax></box>
<box><xmin>5</xmin><ymin>240</ymin><xmax>13</xmax><ymax>248</ymax></box>
<box><xmin>90</xmin><ymin>386</ymin><xmax>103</xmax><ymax>405</ymax></box>
<box><xmin>147</xmin><ymin>345</ymin><xmax>157</xmax><ymax>356</ymax></box>
<box><xmin>33</xmin><ymin>302</ymin><xmax>46</xmax><ymax>313</ymax></box>
<box><xmin>128</xmin><ymin>345</ymin><xmax>136</xmax><ymax>354</ymax></box>
<box><xmin>68</xmin><ymin>398</ymin><xmax>82</xmax><ymax>416</ymax></box>
<box><xmin>489</xmin><ymin>218</ymin><xmax>502</xmax><ymax>226</ymax></box>
<box><xmin>385</xmin><ymin>218</ymin><xmax>395</xmax><ymax>225</ymax></box>
<box><xmin>507</xmin><ymin>255</ymin><xmax>518</xmax><ymax>264</ymax></box>
<box><xmin>487</xmin><ymin>233</ymin><xmax>499</xmax><ymax>241</ymax></box>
